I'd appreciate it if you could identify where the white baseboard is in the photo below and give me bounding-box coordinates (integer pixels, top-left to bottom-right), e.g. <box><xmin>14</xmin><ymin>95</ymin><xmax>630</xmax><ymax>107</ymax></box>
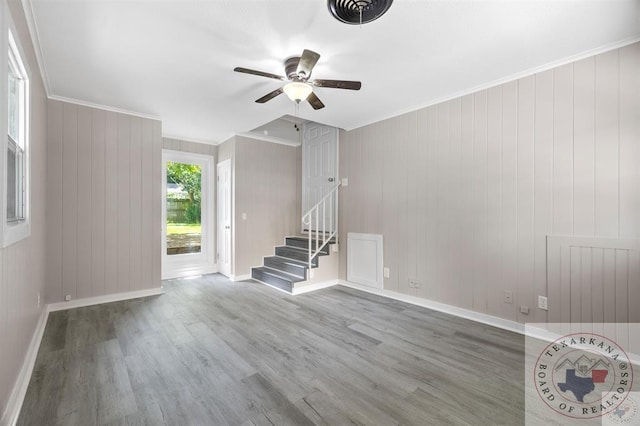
<box><xmin>292</xmin><ymin>280</ymin><xmax>338</xmax><ymax>295</ymax></box>
<box><xmin>1</xmin><ymin>287</ymin><xmax>165</xmax><ymax>426</ymax></box>
<box><xmin>338</xmin><ymin>280</ymin><xmax>640</xmax><ymax>366</ymax></box>
<box><xmin>47</xmin><ymin>287</ymin><xmax>164</xmax><ymax>312</ymax></box>
<box><xmin>162</xmin><ymin>265</ymin><xmax>217</xmax><ymax>281</ymax></box>
<box><xmin>0</xmin><ymin>307</ymin><xmax>48</xmax><ymax>426</ymax></box>
<box><xmin>230</xmin><ymin>274</ymin><xmax>252</xmax><ymax>282</ymax></box>
<box><xmin>338</xmin><ymin>280</ymin><xmax>525</xmax><ymax>334</ymax></box>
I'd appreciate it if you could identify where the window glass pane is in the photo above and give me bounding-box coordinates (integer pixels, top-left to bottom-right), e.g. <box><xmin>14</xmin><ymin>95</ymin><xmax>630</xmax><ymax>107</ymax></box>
<box><xmin>8</xmin><ymin>65</ymin><xmax>19</xmax><ymax>142</ymax></box>
<box><xmin>166</xmin><ymin>162</ymin><xmax>202</xmax><ymax>255</ymax></box>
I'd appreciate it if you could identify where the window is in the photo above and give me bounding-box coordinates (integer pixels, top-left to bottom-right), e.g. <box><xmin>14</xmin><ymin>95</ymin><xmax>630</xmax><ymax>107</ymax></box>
<box><xmin>2</xmin><ymin>29</ymin><xmax>30</xmax><ymax>246</ymax></box>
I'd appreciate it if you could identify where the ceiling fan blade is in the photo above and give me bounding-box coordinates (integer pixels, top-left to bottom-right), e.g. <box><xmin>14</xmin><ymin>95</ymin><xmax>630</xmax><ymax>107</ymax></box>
<box><xmin>296</xmin><ymin>49</ymin><xmax>320</xmax><ymax>79</ymax></box>
<box><xmin>234</xmin><ymin>67</ymin><xmax>286</xmax><ymax>81</ymax></box>
<box><xmin>312</xmin><ymin>79</ymin><xmax>362</xmax><ymax>90</ymax></box>
<box><xmin>307</xmin><ymin>92</ymin><xmax>325</xmax><ymax>110</ymax></box>
<box><xmin>255</xmin><ymin>87</ymin><xmax>284</xmax><ymax>103</ymax></box>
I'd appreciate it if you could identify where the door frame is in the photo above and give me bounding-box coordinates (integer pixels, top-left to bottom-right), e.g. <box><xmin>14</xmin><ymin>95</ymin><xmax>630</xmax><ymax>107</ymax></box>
<box><xmin>216</xmin><ymin>159</ymin><xmax>232</xmax><ymax>278</ymax></box>
<box><xmin>161</xmin><ymin>149</ymin><xmax>216</xmax><ymax>279</ymax></box>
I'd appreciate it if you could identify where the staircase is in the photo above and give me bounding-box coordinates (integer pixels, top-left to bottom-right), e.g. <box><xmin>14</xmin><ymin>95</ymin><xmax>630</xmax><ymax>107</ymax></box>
<box><xmin>251</xmin><ymin>236</ymin><xmax>336</xmax><ymax>293</ymax></box>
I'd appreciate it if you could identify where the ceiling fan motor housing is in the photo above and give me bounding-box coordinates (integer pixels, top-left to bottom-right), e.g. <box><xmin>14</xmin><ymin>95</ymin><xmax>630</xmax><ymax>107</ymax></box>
<box><xmin>328</xmin><ymin>0</ymin><xmax>394</xmax><ymax>25</ymax></box>
<box><xmin>285</xmin><ymin>56</ymin><xmax>303</xmax><ymax>80</ymax></box>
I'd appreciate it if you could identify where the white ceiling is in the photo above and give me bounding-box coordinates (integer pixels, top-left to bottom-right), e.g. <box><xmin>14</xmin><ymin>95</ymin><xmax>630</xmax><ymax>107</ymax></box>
<box><xmin>27</xmin><ymin>0</ymin><xmax>640</xmax><ymax>145</ymax></box>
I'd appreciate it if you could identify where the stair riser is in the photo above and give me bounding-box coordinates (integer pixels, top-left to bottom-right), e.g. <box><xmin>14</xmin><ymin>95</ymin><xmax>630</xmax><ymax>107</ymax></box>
<box><xmin>264</xmin><ymin>258</ymin><xmax>307</xmax><ymax>279</ymax></box>
<box><xmin>251</xmin><ymin>269</ymin><xmax>293</xmax><ymax>292</ymax></box>
<box><xmin>285</xmin><ymin>238</ymin><xmax>330</xmax><ymax>254</ymax></box>
<box><xmin>275</xmin><ymin>246</ymin><xmax>319</xmax><ymax>265</ymax></box>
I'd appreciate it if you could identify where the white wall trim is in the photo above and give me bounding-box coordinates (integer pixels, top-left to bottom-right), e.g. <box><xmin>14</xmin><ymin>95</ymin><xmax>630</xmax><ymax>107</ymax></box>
<box><xmin>19</xmin><ymin>0</ymin><xmax>50</xmax><ymax>95</ymax></box>
<box><xmin>236</xmin><ymin>132</ymin><xmax>301</xmax><ymax>147</ymax></box>
<box><xmin>338</xmin><ymin>280</ymin><xmax>640</xmax><ymax>367</ymax></box>
<box><xmin>0</xmin><ymin>307</ymin><xmax>48</xmax><ymax>426</ymax></box>
<box><xmin>162</xmin><ymin>134</ymin><xmax>218</xmax><ymax>147</ymax></box>
<box><xmin>230</xmin><ymin>274</ymin><xmax>252</xmax><ymax>282</ymax></box>
<box><xmin>162</xmin><ymin>265</ymin><xmax>218</xmax><ymax>281</ymax></box>
<box><xmin>47</xmin><ymin>287</ymin><xmax>163</xmax><ymax>312</ymax></box>
<box><xmin>291</xmin><ymin>280</ymin><xmax>338</xmax><ymax>295</ymax></box>
<box><xmin>47</xmin><ymin>95</ymin><xmax>161</xmax><ymax>122</ymax></box>
<box><xmin>347</xmin><ymin>35</ymin><xmax>640</xmax><ymax>132</ymax></box>
<box><xmin>338</xmin><ymin>280</ymin><xmax>525</xmax><ymax>334</ymax></box>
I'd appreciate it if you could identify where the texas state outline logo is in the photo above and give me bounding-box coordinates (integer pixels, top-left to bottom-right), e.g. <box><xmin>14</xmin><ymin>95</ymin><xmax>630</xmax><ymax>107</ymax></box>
<box><xmin>534</xmin><ymin>332</ymin><xmax>634</xmax><ymax>419</ymax></box>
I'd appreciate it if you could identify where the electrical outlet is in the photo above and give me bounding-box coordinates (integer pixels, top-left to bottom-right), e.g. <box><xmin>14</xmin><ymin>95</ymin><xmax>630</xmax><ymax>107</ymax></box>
<box><xmin>341</xmin><ymin>178</ymin><xmax>349</xmax><ymax>186</ymax></box>
<box><xmin>383</xmin><ymin>267</ymin><xmax>390</xmax><ymax>278</ymax></box>
<box><xmin>37</xmin><ymin>291</ymin><xmax>41</xmax><ymax>308</ymax></box>
<box><xmin>504</xmin><ymin>290</ymin><xmax>514</xmax><ymax>304</ymax></box>
<box><xmin>520</xmin><ymin>305</ymin><xmax>529</xmax><ymax>314</ymax></box>
<box><xmin>331</xmin><ymin>244</ymin><xmax>338</xmax><ymax>253</ymax></box>
<box><xmin>409</xmin><ymin>279</ymin><xmax>421</xmax><ymax>288</ymax></box>
<box><xmin>538</xmin><ymin>295</ymin><xmax>548</xmax><ymax>310</ymax></box>
<box><xmin>65</xmin><ymin>294</ymin><xmax>71</xmax><ymax>302</ymax></box>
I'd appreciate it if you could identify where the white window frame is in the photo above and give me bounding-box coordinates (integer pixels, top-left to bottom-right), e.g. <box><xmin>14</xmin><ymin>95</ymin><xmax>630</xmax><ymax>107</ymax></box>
<box><xmin>1</xmin><ymin>14</ymin><xmax>31</xmax><ymax>248</ymax></box>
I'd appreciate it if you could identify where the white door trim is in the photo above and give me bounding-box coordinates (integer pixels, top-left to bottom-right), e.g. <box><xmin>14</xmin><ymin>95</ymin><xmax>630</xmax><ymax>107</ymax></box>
<box><xmin>217</xmin><ymin>159</ymin><xmax>232</xmax><ymax>278</ymax></box>
<box><xmin>161</xmin><ymin>150</ymin><xmax>216</xmax><ymax>279</ymax></box>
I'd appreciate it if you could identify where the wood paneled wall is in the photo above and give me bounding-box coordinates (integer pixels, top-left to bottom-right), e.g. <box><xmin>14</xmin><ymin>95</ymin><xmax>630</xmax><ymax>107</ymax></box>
<box><xmin>339</xmin><ymin>42</ymin><xmax>640</xmax><ymax>324</ymax></box>
<box><xmin>0</xmin><ymin>0</ymin><xmax>48</xmax><ymax>421</ymax></box>
<box><xmin>233</xmin><ymin>137</ymin><xmax>301</xmax><ymax>277</ymax></box>
<box><xmin>47</xmin><ymin>100</ymin><xmax>162</xmax><ymax>303</ymax></box>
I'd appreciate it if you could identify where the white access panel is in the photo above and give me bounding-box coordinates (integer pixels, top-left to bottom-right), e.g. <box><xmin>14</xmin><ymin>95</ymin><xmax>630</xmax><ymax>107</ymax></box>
<box><xmin>347</xmin><ymin>233</ymin><xmax>383</xmax><ymax>289</ymax></box>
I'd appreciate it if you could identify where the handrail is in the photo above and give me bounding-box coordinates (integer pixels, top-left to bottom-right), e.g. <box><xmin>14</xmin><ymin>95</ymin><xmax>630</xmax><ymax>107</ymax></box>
<box><xmin>302</xmin><ymin>183</ymin><xmax>340</xmax><ymax>272</ymax></box>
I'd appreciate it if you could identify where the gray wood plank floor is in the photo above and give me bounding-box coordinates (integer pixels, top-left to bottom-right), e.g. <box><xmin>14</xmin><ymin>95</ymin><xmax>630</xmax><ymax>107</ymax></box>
<box><xmin>19</xmin><ymin>275</ymin><xmax>528</xmax><ymax>425</ymax></box>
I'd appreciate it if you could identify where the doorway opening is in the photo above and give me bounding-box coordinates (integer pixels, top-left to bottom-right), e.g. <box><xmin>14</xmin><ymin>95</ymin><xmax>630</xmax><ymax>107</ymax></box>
<box><xmin>162</xmin><ymin>150</ymin><xmax>215</xmax><ymax>279</ymax></box>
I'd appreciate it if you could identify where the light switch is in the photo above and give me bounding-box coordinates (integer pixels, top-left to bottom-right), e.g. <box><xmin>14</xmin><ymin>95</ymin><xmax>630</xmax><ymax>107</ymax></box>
<box><xmin>242</xmin><ymin>212</ymin><xmax>247</xmax><ymax>220</ymax></box>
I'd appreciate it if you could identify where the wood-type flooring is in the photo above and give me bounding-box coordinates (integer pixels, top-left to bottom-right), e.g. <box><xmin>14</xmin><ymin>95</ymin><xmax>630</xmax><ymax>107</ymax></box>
<box><xmin>19</xmin><ymin>275</ymin><xmax>531</xmax><ymax>425</ymax></box>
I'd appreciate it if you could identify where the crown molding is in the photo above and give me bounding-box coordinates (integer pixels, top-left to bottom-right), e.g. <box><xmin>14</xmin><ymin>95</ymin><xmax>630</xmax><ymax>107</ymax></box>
<box><xmin>48</xmin><ymin>95</ymin><xmax>161</xmax><ymax>121</ymax></box>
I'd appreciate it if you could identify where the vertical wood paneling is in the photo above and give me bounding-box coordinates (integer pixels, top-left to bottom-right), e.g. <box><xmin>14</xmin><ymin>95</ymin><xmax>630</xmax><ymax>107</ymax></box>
<box><xmin>472</xmin><ymin>91</ymin><xmax>488</xmax><ymax>313</ymax></box>
<box><xmin>339</xmin><ymin>42</ymin><xmax>639</xmax><ymax>325</ymax></box>
<box><xmin>47</xmin><ymin>101</ymin><xmax>63</xmax><ymax>302</ymax></box>
<box><xmin>573</xmin><ymin>57</ymin><xmax>596</xmax><ymax>236</ymax></box>
<box><xmin>534</xmin><ymin>69</ymin><xmax>554</xmax><ymax>322</ymax></box>
<box><xmin>436</xmin><ymin>103</ymin><xmax>450</xmax><ymax>302</ymax></box>
<box><xmin>141</xmin><ymin>123</ymin><xmax>153</xmax><ymax>289</ymax></box>
<box><xmin>594</xmin><ymin>51</ymin><xmax>619</xmax><ymax>237</ymax></box>
<box><xmin>449</xmin><ymin>98</ymin><xmax>463</xmax><ymax>305</ymax></box>
<box><xmin>62</xmin><ymin>103</ymin><xmax>78</xmax><ymax>299</ymax></box>
<box><xmin>117</xmin><ymin>115</ymin><xmax>131</xmax><ymax>293</ymax></box>
<box><xmin>459</xmin><ymin>95</ymin><xmax>474</xmax><ymax>309</ymax></box>
<box><xmin>591</xmin><ymin>248</ymin><xmax>604</xmax><ymax>323</ymax></box>
<box><xmin>486</xmin><ymin>86</ymin><xmax>502</xmax><ymax>317</ymax></box>
<box><xmin>91</xmin><ymin>110</ymin><xmax>106</xmax><ymax>297</ymax></box>
<box><xmin>501</xmin><ymin>82</ymin><xmax>518</xmax><ymax>321</ymax></box>
<box><xmin>619</xmin><ymin>43</ymin><xmax>640</xmax><ymax>239</ymax></box>
<box><xmin>517</xmin><ymin>76</ymin><xmax>536</xmax><ymax>323</ymax></box>
<box><xmin>615</xmin><ymin>249</ymin><xmax>628</xmax><ymax>322</ymax></box>
<box><xmin>47</xmin><ymin>102</ymin><xmax>161</xmax><ymax>302</ymax></box>
<box><xmin>104</xmin><ymin>112</ymin><xmax>119</xmax><ymax>296</ymax></box>
<box><xmin>603</xmin><ymin>248</ymin><xmax>616</xmax><ymax>322</ymax></box>
<box><xmin>553</xmin><ymin>64</ymin><xmax>574</xmax><ymax>235</ymax></box>
<box><xmin>76</xmin><ymin>106</ymin><xmax>92</xmax><ymax>299</ymax></box>
<box><xmin>129</xmin><ymin>118</ymin><xmax>142</xmax><ymax>289</ymax></box>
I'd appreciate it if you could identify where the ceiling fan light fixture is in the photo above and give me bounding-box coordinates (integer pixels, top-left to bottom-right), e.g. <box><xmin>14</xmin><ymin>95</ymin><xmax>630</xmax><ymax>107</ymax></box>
<box><xmin>283</xmin><ymin>82</ymin><xmax>313</xmax><ymax>103</ymax></box>
<box><xmin>328</xmin><ymin>0</ymin><xmax>393</xmax><ymax>25</ymax></box>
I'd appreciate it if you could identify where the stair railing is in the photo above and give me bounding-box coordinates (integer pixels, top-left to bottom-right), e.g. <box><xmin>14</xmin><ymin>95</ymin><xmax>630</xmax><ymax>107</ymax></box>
<box><xmin>302</xmin><ymin>183</ymin><xmax>341</xmax><ymax>271</ymax></box>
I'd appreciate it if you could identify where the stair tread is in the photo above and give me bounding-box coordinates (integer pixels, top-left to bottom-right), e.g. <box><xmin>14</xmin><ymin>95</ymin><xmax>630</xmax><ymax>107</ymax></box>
<box><xmin>253</xmin><ymin>266</ymin><xmax>305</xmax><ymax>283</ymax></box>
<box><xmin>287</xmin><ymin>236</ymin><xmax>336</xmax><ymax>244</ymax></box>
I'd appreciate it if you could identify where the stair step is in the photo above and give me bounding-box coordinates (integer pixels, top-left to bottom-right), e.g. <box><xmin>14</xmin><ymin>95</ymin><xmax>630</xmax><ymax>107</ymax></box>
<box><xmin>275</xmin><ymin>246</ymin><xmax>321</xmax><ymax>265</ymax></box>
<box><xmin>264</xmin><ymin>256</ymin><xmax>308</xmax><ymax>279</ymax></box>
<box><xmin>285</xmin><ymin>236</ymin><xmax>334</xmax><ymax>254</ymax></box>
<box><xmin>251</xmin><ymin>267</ymin><xmax>304</xmax><ymax>292</ymax></box>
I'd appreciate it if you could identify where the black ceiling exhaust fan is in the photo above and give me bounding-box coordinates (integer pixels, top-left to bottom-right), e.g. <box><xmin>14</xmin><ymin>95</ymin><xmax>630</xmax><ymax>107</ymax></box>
<box><xmin>233</xmin><ymin>49</ymin><xmax>361</xmax><ymax>110</ymax></box>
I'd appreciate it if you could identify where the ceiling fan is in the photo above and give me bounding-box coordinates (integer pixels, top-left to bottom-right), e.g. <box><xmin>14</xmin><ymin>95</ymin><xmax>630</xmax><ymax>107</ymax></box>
<box><xmin>233</xmin><ymin>49</ymin><xmax>361</xmax><ymax>110</ymax></box>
